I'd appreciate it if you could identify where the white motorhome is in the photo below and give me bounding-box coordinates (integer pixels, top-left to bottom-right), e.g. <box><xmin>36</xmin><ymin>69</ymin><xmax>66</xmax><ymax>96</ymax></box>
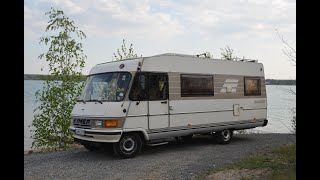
<box><xmin>69</xmin><ymin>53</ymin><xmax>268</xmax><ymax>158</ymax></box>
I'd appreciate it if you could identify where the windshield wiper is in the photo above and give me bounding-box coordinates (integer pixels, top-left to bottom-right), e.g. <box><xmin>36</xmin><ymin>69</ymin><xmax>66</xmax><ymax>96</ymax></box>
<box><xmin>77</xmin><ymin>99</ymin><xmax>86</xmax><ymax>104</ymax></box>
<box><xmin>88</xmin><ymin>100</ymin><xmax>103</xmax><ymax>104</ymax></box>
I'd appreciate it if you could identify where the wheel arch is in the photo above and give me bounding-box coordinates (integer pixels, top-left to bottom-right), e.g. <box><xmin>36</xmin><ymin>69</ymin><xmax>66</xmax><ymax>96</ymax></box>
<box><xmin>122</xmin><ymin>128</ymin><xmax>149</xmax><ymax>142</ymax></box>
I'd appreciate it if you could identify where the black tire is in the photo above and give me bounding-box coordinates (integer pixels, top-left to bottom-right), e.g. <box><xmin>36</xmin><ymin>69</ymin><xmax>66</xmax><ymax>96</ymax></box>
<box><xmin>113</xmin><ymin>133</ymin><xmax>142</xmax><ymax>158</ymax></box>
<box><xmin>216</xmin><ymin>129</ymin><xmax>233</xmax><ymax>144</ymax></box>
<box><xmin>181</xmin><ymin>134</ymin><xmax>193</xmax><ymax>142</ymax></box>
<box><xmin>83</xmin><ymin>143</ymin><xmax>98</xmax><ymax>151</ymax></box>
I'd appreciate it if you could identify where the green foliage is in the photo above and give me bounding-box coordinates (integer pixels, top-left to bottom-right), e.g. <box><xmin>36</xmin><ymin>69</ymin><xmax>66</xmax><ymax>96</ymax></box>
<box><xmin>277</xmin><ymin>30</ymin><xmax>296</xmax><ymax>134</ymax></box>
<box><xmin>112</xmin><ymin>39</ymin><xmax>139</xmax><ymax>61</ymax></box>
<box><xmin>200</xmin><ymin>144</ymin><xmax>296</xmax><ymax>180</ymax></box>
<box><xmin>291</xmin><ymin>108</ymin><xmax>296</xmax><ymax>134</ymax></box>
<box><xmin>221</xmin><ymin>45</ymin><xmax>234</xmax><ymax>60</ymax></box>
<box><xmin>235</xmin><ymin>144</ymin><xmax>296</xmax><ymax>170</ymax></box>
<box><xmin>31</xmin><ymin>8</ymin><xmax>86</xmax><ymax>150</ymax></box>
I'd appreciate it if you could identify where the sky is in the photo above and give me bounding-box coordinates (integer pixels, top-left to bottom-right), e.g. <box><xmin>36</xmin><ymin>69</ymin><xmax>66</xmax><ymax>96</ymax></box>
<box><xmin>24</xmin><ymin>0</ymin><xmax>296</xmax><ymax>79</ymax></box>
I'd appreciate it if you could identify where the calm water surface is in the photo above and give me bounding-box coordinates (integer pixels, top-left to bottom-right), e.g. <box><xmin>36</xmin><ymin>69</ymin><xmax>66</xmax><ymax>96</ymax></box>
<box><xmin>24</xmin><ymin>80</ymin><xmax>296</xmax><ymax>151</ymax></box>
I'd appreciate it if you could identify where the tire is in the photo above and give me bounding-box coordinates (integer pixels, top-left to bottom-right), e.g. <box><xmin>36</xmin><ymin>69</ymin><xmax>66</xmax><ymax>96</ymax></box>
<box><xmin>83</xmin><ymin>143</ymin><xmax>98</xmax><ymax>151</ymax></box>
<box><xmin>216</xmin><ymin>129</ymin><xmax>233</xmax><ymax>144</ymax></box>
<box><xmin>113</xmin><ymin>133</ymin><xmax>142</xmax><ymax>158</ymax></box>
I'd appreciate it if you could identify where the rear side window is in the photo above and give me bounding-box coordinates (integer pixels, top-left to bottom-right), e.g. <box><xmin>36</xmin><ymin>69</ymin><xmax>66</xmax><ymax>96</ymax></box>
<box><xmin>181</xmin><ymin>74</ymin><xmax>214</xmax><ymax>97</ymax></box>
<box><xmin>149</xmin><ymin>74</ymin><xmax>168</xmax><ymax>101</ymax></box>
<box><xmin>129</xmin><ymin>72</ymin><xmax>169</xmax><ymax>101</ymax></box>
<box><xmin>244</xmin><ymin>77</ymin><xmax>261</xmax><ymax>96</ymax></box>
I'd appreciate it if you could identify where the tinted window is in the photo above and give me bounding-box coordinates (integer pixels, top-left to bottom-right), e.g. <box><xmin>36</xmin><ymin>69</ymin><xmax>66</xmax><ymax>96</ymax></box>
<box><xmin>129</xmin><ymin>73</ymin><xmax>169</xmax><ymax>101</ymax></box>
<box><xmin>181</xmin><ymin>74</ymin><xmax>214</xmax><ymax>97</ymax></box>
<box><xmin>244</xmin><ymin>77</ymin><xmax>261</xmax><ymax>96</ymax></box>
<box><xmin>129</xmin><ymin>73</ymin><xmax>148</xmax><ymax>101</ymax></box>
<box><xmin>149</xmin><ymin>74</ymin><xmax>168</xmax><ymax>100</ymax></box>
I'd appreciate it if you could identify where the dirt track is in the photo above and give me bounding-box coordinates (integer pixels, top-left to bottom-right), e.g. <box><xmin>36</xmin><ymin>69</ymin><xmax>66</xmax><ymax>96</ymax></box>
<box><xmin>24</xmin><ymin>133</ymin><xmax>296</xmax><ymax>180</ymax></box>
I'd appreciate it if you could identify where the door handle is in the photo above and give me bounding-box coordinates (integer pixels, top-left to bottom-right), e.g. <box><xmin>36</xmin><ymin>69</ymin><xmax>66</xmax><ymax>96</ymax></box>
<box><xmin>161</xmin><ymin>101</ymin><xmax>167</xmax><ymax>104</ymax></box>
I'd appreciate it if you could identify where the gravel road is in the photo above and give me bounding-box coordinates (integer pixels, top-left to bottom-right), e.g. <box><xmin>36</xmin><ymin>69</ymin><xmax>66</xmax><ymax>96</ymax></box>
<box><xmin>24</xmin><ymin>133</ymin><xmax>295</xmax><ymax>180</ymax></box>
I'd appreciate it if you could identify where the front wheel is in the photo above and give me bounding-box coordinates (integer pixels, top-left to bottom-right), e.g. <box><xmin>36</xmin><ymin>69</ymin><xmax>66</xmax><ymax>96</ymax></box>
<box><xmin>216</xmin><ymin>129</ymin><xmax>233</xmax><ymax>144</ymax></box>
<box><xmin>113</xmin><ymin>133</ymin><xmax>142</xmax><ymax>158</ymax></box>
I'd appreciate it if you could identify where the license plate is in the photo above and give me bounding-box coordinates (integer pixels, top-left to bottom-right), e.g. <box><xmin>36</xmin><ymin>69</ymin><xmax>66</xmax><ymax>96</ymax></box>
<box><xmin>75</xmin><ymin>129</ymin><xmax>85</xmax><ymax>136</ymax></box>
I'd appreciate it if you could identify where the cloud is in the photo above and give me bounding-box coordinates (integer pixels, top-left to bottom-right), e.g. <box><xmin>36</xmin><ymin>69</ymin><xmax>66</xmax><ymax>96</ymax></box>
<box><xmin>24</xmin><ymin>0</ymin><xmax>296</xmax><ymax>78</ymax></box>
<box><xmin>25</xmin><ymin>0</ymin><xmax>295</xmax><ymax>41</ymax></box>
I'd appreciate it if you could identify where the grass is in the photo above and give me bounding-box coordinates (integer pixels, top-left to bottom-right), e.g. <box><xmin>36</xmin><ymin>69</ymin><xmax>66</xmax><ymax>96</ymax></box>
<box><xmin>201</xmin><ymin>144</ymin><xmax>296</xmax><ymax>180</ymax></box>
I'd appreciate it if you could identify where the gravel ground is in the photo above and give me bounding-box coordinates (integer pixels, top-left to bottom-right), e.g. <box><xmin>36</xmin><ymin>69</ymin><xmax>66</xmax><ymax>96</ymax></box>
<box><xmin>24</xmin><ymin>133</ymin><xmax>295</xmax><ymax>180</ymax></box>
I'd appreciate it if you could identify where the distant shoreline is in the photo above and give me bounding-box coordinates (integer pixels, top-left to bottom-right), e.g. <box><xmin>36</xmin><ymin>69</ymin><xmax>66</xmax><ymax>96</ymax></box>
<box><xmin>24</xmin><ymin>74</ymin><xmax>87</xmax><ymax>81</ymax></box>
<box><xmin>24</xmin><ymin>74</ymin><xmax>296</xmax><ymax>85</ymax></box>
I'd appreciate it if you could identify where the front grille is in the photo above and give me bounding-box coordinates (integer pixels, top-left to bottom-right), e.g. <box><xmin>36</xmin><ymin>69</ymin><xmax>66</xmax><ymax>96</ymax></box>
<box><xmin>73</xmin><ymin>118</ymin><xmax>92</xmax><ymax>128</ymax></box>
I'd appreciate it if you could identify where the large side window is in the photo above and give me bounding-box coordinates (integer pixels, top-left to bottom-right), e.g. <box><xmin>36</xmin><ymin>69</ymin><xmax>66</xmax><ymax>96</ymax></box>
<box><xmin>149</xmin><ymin>73</ymin><xmax>168</xmax><ymax>100</ymax></box>
<box><xmin>181</xmin><ymin>74</ymin><xmax>214</xmax><ymax>97</ymax></box>
<box><xmin>244</xmin><ymin>77</ymin><xmax>261</xmax><ymax>96</ymax></box>
<box><xmin>129</xmin><ymin>73</ymin><xmax>148</xmax><ymax>101</ymax></box>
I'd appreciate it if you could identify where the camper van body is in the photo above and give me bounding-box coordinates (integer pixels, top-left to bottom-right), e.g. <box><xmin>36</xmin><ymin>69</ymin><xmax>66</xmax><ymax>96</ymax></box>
<box><xmin>69</xmin><ymin>53</ymin><xmax>268</xmax><ymax>158</ymax></box>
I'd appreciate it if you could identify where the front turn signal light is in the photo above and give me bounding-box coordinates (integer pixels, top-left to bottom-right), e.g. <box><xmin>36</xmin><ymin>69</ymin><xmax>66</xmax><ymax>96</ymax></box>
<box><xmin>104</xmin><ymin>120</ymin><xmax>118</xmax><ymax>128</ymax></box>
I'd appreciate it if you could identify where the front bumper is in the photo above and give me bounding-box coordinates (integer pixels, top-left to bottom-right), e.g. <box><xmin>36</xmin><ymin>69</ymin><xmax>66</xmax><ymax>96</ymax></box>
<box><xmin>69</xmin><ymin>127</ymin><xmax>122</xmax><ymax>143</ymax></box>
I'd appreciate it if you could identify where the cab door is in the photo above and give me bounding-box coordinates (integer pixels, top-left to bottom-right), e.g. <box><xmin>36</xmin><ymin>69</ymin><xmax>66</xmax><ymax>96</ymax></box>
<box><xmin>148</xmin><ymin>73</ymin><xmax>169</xmax><ymax>129</ymax></box>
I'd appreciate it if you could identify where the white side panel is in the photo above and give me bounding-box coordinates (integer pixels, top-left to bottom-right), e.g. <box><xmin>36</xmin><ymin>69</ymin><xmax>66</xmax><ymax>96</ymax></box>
<box><xmin>127</xmin><ymin>101</ymin><xmax>148</xmax><ymax>116</ymax></box>
<box><xmin>142</xmin><ymin>56</ymin><xmax>264</xmax><ymax>77</ymax></box>
<box><xmin>169</xmin><ymin>98</ymin><xmax>267</xmax><ymax>114</ymax></box>
<box><xmin>170</xmin><ymin>111</ymin><xmax>235</xmax><ymax>127</ymax></box>
<box><xmin>170</xmin><ymin>109</ymin><xmax>266</xmax><ymax>127</ymax></box>
<box><xmin>169</xmin><ymin>98</ymin><xmax>267</xmax><ymax>128</ymax></box>
<box><xmin>124</xmin><ymin>116</ymin><xmax>148</xmax><ymax>129</ymax></box>
<box><xmin>149</xmin><ymin>100</ymin><xmax>169</xmax><ymax>129</ymax></box>
<box><xmin>103</xmin><ymin>102</ymin><xmax>128</xmax><ymax>117</ymax></box>
<box><xmin>149</xmin><ymin>116</ymin><xmax>168</xmax><ymax>129</ymax></box>
<box><xmin>149</xmin><ymin>101</ymin><xmax>168</xmax><ymax>115</ymax></box>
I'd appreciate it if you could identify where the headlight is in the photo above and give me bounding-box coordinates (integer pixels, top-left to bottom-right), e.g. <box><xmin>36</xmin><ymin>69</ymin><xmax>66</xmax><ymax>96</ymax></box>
<box><xmin>95</xmin><ymin>120</ymin><xmax>102</xmax><ymax>127</ymax></box>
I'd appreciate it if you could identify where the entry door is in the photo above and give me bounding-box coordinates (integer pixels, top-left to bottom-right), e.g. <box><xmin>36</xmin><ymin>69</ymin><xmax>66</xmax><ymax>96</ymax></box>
<box><xmin>148</xmin><ymin>73</ymin><xmax>169</xmax><ymax>129</ymax></box>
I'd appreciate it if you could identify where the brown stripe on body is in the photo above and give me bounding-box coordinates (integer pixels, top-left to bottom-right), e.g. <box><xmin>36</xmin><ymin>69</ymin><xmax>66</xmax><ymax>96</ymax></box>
<box><xmin>168</xmin><ymin>72</ymin><xmax>266</xmax><ymax>100</ymax></box>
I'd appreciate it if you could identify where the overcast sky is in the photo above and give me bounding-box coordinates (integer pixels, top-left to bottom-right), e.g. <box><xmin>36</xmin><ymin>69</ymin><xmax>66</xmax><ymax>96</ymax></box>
<box><xmin>24</xmin><ymin>0</ymin><xmax>296</xmax><ymax>79</ymax></box>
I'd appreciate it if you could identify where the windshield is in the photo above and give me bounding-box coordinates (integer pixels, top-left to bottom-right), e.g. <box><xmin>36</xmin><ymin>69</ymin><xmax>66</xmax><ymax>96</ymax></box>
<box><xmin>80</xmin><ymin>72</ymin><xmax>132</xmax><ymax>102</ymax></box>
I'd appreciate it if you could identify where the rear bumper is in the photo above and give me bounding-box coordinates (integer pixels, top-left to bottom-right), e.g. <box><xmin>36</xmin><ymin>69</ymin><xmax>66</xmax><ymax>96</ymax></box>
<box><xmin>69</xmin><ymin>127</ymin><xmax>122</xmax><ymax>143</ymax></box>
<box><xmin>263</xmin><ymin>119</ymin><xmax>268</xmax><ymax>126</ymax></box>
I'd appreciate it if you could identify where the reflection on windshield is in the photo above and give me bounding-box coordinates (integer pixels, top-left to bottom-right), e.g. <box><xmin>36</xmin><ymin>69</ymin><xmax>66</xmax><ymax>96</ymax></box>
<box><xmin>80</xmin><ymin>72</ymin><xmax>131</xmax><ymax>102</ymax></box>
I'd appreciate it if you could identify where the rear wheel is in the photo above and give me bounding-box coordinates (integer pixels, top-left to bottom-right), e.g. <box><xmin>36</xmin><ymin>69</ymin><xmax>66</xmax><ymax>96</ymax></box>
<box><xmin>113</xmin><ymin>133</ymin><xmax>142</xmax><ymax>158</ymax></box>
<box><xmin>216</xmin><ymin>129</ymin><xmax>233</xmax><ymax>144</ymax></box>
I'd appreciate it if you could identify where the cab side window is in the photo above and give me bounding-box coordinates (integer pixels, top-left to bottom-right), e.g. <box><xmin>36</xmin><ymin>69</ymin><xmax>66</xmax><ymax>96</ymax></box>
<box><xmin>129</xmin><ymin>73</ymin><xmax>148</xmax><ymax>101</ymax></box>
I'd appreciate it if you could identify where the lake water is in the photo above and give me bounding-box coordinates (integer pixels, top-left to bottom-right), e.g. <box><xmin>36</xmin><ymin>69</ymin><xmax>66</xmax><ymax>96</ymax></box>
<box><xmin>24</xmin><ymin>80</ymin><xmax>296</xmax><ymax>151</ymax></box>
